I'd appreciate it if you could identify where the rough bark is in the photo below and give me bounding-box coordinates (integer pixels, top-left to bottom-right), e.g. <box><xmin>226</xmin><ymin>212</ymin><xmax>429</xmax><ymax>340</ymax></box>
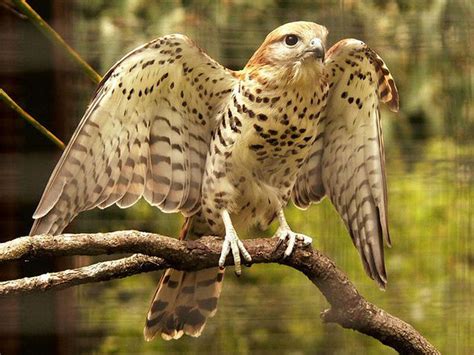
<box><xmin>0</xmin><ymin>231</ymin><xmax>439</xmax><ymax>354</ymax></box>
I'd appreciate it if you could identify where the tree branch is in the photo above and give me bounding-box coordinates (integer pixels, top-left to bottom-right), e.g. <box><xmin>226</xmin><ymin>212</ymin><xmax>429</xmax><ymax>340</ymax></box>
<box><xmin>0</xmin><ymin>254</ymin><xmax>168</xmax><ymax>294</ymax></box>
<box><xmin>0</xmin><ymin>231</ymin><xmax>439</xmax><ymax>354</ymax></box>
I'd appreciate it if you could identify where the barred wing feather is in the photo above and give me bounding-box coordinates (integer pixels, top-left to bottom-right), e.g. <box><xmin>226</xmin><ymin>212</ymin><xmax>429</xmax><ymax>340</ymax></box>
<box><xmin>31</xmin><ymin>34</ymin><xmax>236</xmax><ymax>235</ymax></box>
<box><xmin>293</xmin><ymin>39</ymin><xmax>398</xmax><ymax>288</ymax></box>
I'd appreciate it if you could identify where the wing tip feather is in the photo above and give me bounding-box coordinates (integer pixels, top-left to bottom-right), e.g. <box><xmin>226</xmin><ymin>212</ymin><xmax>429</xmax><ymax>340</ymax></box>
<box><xmin>383</xmin><ymin>76</ymin><xmax>399</xmax><ymax>112</ymax></box>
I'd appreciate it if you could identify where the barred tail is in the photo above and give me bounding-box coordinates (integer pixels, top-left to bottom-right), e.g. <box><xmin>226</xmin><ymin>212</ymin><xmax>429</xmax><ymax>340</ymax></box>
<box><xmin>144</xmin><ymin>215</ymin><xmax>225</xmax><ymax>341</ymax></box>
<box><xmin>144</xmin><ymin>267</ymin><xmax>225</xmax><ymax>340</ymax></box>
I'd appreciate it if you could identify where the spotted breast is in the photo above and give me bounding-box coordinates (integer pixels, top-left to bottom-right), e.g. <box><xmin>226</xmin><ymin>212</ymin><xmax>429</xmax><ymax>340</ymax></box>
<box><xmin>200</xmin><ymin>75</ymin><xmax>329</xmax><ymax>235</ymax></box>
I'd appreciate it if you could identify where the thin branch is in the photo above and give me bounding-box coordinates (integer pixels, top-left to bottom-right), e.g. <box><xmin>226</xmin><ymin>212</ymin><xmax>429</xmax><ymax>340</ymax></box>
<box><xmin>0</xmin><ymin>88</ymin><xmax>65</xmax><ymax>149</ymax></box>
<box><xmin>0</xmin><ymin>231</ymin><xmax>439</xmax><ymax>354</ymax></box>
<box><xmin>0</xmin><ymin>254</ymin><xmax>167</xmax><ymax>294</ymax></box>
<box><xmin>11</xmin><ymin>0</ymin><xmax>102</xmax><ymax>84</ymax></box>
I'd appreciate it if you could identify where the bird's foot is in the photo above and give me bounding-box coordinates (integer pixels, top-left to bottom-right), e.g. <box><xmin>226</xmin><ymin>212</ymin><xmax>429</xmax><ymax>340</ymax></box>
<box><xmin>219</xmin><ymin>210</ymin><xmax>252</xmax><ymax>275</ymax></box>
<box><xmin>274</xmin><ymin>226</ymin><xmax>312</xmax><ymax>258</ymax></box>
<box><xmin>218</xmin><ymin>229</ymin><xmax>251</xmax><ymax>275</ymax></box>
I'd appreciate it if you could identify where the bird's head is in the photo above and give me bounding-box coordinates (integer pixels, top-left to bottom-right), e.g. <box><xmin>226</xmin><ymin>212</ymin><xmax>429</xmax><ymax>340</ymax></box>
<box><xmin>244</xmin><ymin>21</ymin><xmax>328</xmax><ymax>87</ymax></box>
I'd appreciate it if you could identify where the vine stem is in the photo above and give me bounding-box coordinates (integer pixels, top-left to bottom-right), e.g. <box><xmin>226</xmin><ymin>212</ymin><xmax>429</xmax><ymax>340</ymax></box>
<box><xmin>0</xmin><ymin>89</ymin><xmax>65</xmax><ymax>149</ymax></box>
<box><xmin>12</xmin><ymin>0</ymin><xmax>102</xmax><ymax>84</ymax></box>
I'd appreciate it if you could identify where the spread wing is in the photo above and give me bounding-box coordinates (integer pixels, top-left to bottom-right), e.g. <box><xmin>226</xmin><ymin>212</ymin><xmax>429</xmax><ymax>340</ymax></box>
<box><xmin>292</xmin><ymin>39</ymin><xmax>399</xmax><ymax>288</ymax></box>
<box><xmin>31</xmin><ymin>34</ymin><xmax>236</xmax><ymax>235</ymax></box>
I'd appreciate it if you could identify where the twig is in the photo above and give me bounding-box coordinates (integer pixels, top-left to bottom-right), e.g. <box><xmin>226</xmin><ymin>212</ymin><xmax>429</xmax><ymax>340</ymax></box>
<box><xmin>0</xmin><ymin>231</ymin><xmax>440</xmax><ymax>354</ymax></box>
<box><xmin>11</xmin><ymin>0</ymin><xmax>102</xmax><ymax>84</ymax></box>
<box><xmin>0</xmin><ymin>88</ymin><xmax>65</xmax><ymax>149</ymax></box>
<box><xmin>0</xmin><ymin>254</ymin><xmax>167</xmax><ymax>294</ymax></box>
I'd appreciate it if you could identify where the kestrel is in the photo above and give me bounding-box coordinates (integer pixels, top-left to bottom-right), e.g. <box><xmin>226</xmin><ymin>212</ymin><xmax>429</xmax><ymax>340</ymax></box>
<box><xmin>30</xmin><ymin>21</ymin><xmax>398</xmax><ymax>340</ymax></box>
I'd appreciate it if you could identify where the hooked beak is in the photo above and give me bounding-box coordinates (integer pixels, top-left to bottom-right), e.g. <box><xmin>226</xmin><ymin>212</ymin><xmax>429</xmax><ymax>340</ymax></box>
<box><xmin>307</xmin><ymin>38</ymin><xmax>325</xmax><ymax>61</ymax></box>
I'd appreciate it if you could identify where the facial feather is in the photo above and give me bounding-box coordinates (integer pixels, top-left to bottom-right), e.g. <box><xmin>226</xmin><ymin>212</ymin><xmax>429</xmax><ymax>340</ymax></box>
<box><xmin>244</xmin><ymin>21</ymin><xmax>329</xmax><ymax>87</ymax></box>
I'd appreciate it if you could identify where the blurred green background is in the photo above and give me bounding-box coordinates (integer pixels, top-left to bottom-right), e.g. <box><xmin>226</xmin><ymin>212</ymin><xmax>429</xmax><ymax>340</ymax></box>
<box><xmin>0</xmin><ymin>0</ymin><xmax>472</xmax><ymax>354</ymax></box>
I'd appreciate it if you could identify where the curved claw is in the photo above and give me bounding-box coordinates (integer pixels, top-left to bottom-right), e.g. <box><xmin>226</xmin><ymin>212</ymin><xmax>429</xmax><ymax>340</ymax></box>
<box><xmin>274</xmin><ymin>227</ymin><xmax>312</xmax><ymax>258</ymax></box>
<box><xmin>218</xmin><ymin>230</ymin><xmax>252</xmax><ymax>275</ymax></box>
<box><xmin>220</xmin><ymin>210</ymin><xmax>252</xmax><ymax>275</ymax></box>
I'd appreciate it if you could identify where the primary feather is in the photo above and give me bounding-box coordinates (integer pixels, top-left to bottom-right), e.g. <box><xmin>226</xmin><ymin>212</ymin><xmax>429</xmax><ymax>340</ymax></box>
<box><xmin>30</xmin><ymin>34</ymin><xmax>236</xmax><ymax>235</ymax></box>
<box><xmin>292</xmin><ymin>39</ymin><xmax>398</xmax><ymax>287</ymax></box>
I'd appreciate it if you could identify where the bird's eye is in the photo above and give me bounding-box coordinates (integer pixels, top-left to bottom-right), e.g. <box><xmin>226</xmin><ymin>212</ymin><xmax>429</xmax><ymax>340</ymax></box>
<box><xmin>284</xmin><ymin>34</ymin><xmax>299</xmax><ymax>47</ymax></box>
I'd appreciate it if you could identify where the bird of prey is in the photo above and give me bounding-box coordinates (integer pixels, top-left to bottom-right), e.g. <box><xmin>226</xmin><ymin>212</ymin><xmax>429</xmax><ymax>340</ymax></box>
<box><xmin>30</xmin><ymin>21</ymin><xmax>398</xmax><ymax>340</ymax></box>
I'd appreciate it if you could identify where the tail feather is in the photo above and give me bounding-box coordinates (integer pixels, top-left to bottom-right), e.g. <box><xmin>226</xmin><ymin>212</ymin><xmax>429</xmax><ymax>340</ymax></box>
<box><xmin>144</xmin><ymin>267</ymin><xmax>225</xmax><ymax>341</ymax></box>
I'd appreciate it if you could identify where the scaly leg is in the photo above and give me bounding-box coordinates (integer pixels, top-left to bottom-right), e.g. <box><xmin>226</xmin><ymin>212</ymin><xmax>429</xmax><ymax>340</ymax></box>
<box><xmin>219</xmin><ymin>210</ymin><xmax>252</xmax><ymax>275</ymax></box>
<box><xmin>274</xmin><ymin>209</ymin><xmax>312</xmax><ymax>258</ymax></box>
